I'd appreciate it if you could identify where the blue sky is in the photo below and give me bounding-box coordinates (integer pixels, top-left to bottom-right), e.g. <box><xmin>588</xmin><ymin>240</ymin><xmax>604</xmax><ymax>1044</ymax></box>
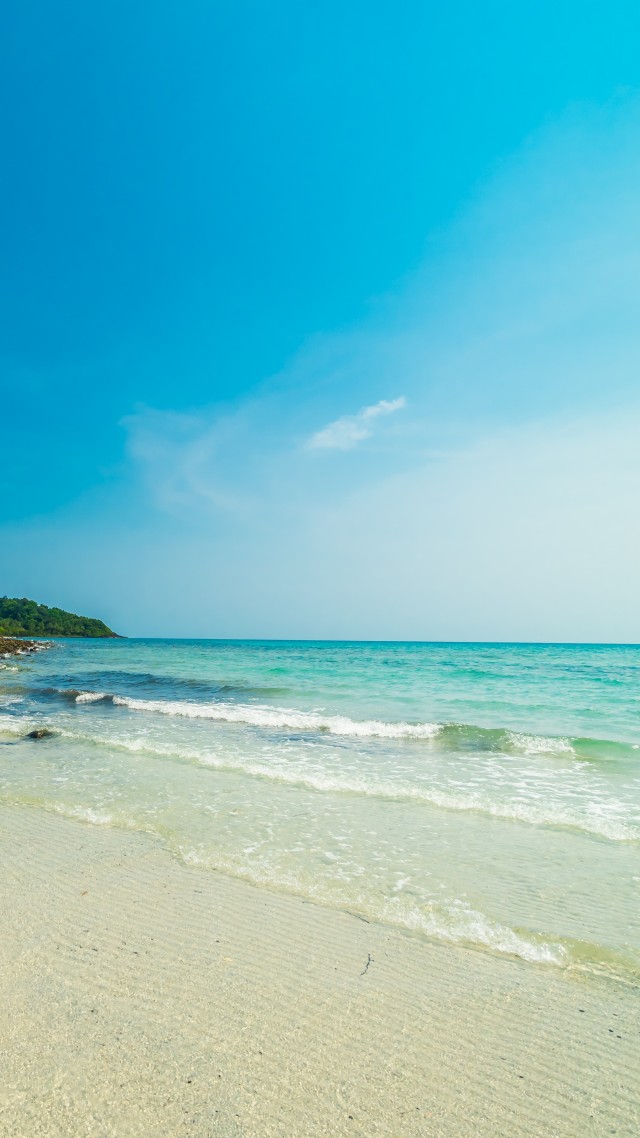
<box><xmin>2</xmin><ymin>1</ymin><xmax>640</xmax><ymax>638</ymax></box>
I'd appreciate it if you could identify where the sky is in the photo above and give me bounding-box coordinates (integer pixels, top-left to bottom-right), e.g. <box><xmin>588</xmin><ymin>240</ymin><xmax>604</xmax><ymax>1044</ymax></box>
<box><xmin>2</xmin><ymin>1</ymin><xmax>640</xmax><ymax>639</ymax></box>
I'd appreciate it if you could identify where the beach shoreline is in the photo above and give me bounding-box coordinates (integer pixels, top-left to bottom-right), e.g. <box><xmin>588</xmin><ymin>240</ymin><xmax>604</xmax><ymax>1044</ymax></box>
<box><xmin>1</xmin><ymin>803</ymin><xmax>638</xmax><ymax>1137</ymax></box>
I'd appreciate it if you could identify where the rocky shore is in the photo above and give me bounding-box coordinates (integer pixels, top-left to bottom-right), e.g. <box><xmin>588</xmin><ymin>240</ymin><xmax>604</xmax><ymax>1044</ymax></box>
<box><xmin>0</xmin><ymin>637</ymin><xmax>49</xmax><ymax>657</ymax></box>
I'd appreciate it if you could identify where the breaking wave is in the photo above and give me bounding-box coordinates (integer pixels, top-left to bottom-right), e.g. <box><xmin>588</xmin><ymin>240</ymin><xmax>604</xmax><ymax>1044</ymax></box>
<box><xmin>2</xmin><ymin>713</ymin><xmax>637</xmax><ymax>842</ymax></box>
<box><xmin>109</xmin><ymin>694</ymin><xmax>442</xmax><ymax>738</ymax></box>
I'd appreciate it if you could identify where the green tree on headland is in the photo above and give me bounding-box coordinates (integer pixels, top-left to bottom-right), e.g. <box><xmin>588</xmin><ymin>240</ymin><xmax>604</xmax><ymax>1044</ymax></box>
<box><xmin>0</xmin><ymin>597</ymin><xmax>119</xmax><ymax>638</ymax></box>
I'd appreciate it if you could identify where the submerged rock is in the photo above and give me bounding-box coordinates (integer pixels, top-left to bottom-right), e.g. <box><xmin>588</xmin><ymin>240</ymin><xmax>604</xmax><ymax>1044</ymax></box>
<box><xmin>25</xmin><ymin>728</ymin><xmax>56</xmax><ymax>740</ymax></box>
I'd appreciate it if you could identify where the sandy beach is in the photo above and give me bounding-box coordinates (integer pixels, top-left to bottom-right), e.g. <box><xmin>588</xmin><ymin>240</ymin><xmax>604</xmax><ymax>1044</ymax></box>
<box><xmin>1</xmin><ymin>804</ymin><xmax>638</xmax><ymax>1137</ymax></box>
<box><xmin>4</xmin><ymin>0</ymin><xmax>640</xmax><ymax>1130</ymax></box>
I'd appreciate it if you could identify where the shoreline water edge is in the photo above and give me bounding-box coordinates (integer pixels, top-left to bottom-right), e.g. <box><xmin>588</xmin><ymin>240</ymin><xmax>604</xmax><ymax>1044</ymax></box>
<box><xmin>1</xmin><ymin>637</ymin><xmax>639</xmax><ymax>1134</ymax></box>
<box><xmin>1</xmin><ymin>803</ymin><xmax>639</xmax><ymax>1137</ymax></box>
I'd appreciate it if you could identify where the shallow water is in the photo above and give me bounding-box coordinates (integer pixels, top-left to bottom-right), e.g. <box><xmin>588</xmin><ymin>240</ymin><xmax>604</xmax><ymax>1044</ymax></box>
<box><xmin>1</xmin><ymin>639</ymin><xmax>639</xmax><ymax>979</ymax></box>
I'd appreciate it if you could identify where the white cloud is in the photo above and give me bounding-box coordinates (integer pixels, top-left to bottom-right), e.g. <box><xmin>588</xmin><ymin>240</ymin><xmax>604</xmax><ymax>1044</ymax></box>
<box><xmin>6</xmin><ymin>98</ymin><xmax>640</xmax><ymax>639</ymax></box>
<box><xmin>307</xmin><ymin>396</ymin><xmax>406</xmax><ymax>451</ymax></box>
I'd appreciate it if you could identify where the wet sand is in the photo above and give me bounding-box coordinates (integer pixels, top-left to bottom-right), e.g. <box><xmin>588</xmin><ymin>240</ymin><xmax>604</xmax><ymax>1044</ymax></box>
<box><xmin>0</xmin><ymin>804</ymin><xmax>638</xmax><ymax>1137</ymax></box>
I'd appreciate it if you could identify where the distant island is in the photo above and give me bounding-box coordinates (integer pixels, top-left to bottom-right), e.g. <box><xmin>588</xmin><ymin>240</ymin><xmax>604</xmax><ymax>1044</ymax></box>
<box><xmin>0</xmin><ymin>596</ymin><xmax>119</xmax><ymax>638</ymax></box>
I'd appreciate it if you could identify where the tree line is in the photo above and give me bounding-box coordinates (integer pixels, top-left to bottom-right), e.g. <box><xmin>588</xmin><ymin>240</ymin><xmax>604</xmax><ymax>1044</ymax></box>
<box><xmin>0</xmin><ymin>596</ymin><xmax>118</xmax><ymax>638</ymax></box>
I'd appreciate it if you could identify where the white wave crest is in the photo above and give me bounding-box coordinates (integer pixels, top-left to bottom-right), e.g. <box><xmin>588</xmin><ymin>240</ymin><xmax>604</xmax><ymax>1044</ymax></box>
<box><xmin>508</xmin><ymin>732</ymin><xmax>575</xmax><ymax>756</ymax></box>
<box><xmin>111</xmin><ymin>695</ymin><xmax>441</xmax><ymax>739</ymax></box>
<box><xmin>75</xmin><ymin>691</ymin><xmax>107</xmax><ymax>703</ymax></box>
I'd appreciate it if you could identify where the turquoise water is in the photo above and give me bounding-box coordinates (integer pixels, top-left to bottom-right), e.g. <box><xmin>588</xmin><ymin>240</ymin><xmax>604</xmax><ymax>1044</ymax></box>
<box><xmin>1</xmin><ymin>639</ymin><xmax>639</xmax><ymax>979</ymax></box>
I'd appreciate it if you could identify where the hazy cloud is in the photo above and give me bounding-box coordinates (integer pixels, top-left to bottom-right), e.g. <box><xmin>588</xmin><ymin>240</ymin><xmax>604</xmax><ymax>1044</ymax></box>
<box><xmin>121</xmin><ymin>407</ymin><xmax>248</xmax><ymax>515</ymax></box>
<box><xmin>307</xmin><ymin>397</ymin><xmax>406</xmax><ymax>451</ymax></box>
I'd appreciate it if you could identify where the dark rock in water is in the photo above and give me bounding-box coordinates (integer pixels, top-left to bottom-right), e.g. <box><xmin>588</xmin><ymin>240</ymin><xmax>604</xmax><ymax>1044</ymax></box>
<box><xmin>0</xmin><ymin>636</ymin><xmax>40</xmax><ymax>656</ymax></box>
<box><xmin>26</xmin><ymin>728</ymin><xmax>56</xmax><ymax>739</ymax></box>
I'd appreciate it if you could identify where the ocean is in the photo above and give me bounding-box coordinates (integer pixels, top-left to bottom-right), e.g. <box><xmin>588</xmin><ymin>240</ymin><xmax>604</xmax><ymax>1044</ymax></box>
<box><xmin>1</xmin><ymin>639</ymin><xmax>639</xmax><ymax>983</ymax></box>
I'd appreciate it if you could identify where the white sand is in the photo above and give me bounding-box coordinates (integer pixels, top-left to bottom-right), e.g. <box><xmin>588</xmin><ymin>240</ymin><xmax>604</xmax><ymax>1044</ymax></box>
<box><xmin>0</xmin><ymin>804</ymin><xmax>638</xmax><ymax>1137</ymax></box>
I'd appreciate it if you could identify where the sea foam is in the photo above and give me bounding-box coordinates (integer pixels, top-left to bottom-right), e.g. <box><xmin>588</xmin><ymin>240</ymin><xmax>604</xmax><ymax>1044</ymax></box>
<box><xmin>28</xmin><ymin>721</ymin><xmax>639</xmax><ymax>843</ymax></box>
<box><xmin>111</xmin><ymin>695</ymin><xmax>442</xmax><ymax>739</ymax></box>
